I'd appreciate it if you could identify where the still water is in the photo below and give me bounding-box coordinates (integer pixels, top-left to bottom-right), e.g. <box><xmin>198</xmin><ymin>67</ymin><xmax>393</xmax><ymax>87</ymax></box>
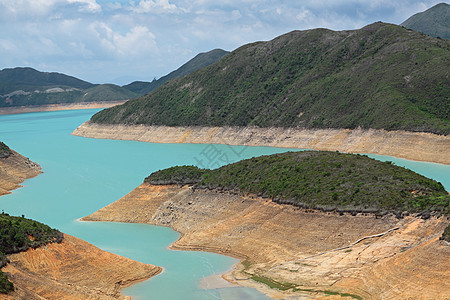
<box><xmin>0</xmin><ymin>109</ymin><xmax>449</xmax><ymax>299</ymax></box>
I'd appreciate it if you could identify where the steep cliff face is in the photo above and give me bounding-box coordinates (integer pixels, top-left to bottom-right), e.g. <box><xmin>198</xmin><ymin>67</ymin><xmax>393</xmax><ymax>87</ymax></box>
<box><xmin>73</xmin><ymin>123</ymin><xmax>450</xmax><ymax>165</ymax></box>
<box><xmin>1</xmin><ymin>234</ymin><xmax>161</xmax><ymax>300</ymax></box>
<box><xmin>0</xmin><ymin>150</ymin><xmax>41</xmax><ymax>196</ymax></box>
<box><xmin>83</xmin><ymin>183</ymin><xmax>450</xmax><ymax>299</ymax></box>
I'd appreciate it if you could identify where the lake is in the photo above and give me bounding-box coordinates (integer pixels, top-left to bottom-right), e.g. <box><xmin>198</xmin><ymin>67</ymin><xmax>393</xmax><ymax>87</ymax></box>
<box><xmin>0</xmin><ymin>109</ymin><xmax>449</xmax><ymax>299</ymax></box>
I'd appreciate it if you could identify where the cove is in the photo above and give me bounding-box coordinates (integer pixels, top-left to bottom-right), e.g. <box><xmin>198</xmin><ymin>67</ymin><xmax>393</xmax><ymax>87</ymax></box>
<box><xmin>0</xmin><ymin>109</ymin><xmax>449</xmax><ymax>299</ymax></box>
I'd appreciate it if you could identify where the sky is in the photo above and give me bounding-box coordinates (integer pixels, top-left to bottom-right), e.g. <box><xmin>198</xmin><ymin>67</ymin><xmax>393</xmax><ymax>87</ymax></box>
<box><xmin>0</xmin><ymin>0</ymin><xmax>445</xmax><ymax>85</ymax></box>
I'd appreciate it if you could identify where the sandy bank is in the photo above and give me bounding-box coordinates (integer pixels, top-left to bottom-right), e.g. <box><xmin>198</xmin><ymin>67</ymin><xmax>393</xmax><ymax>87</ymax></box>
<box><xmin>73</xmin><ymin>122</ymin><xmax>450</xmax><ymax>165</ymax></box>
<box><xmin>0</xmin><ymin>101</ymin><xmax>127</xmax><ymax>115</ymax></box>
<box><xmin>1</xmin><ymin>234</ymin><xmax>161</xmax><ymax>300</ymax></box>
<box><xmin>83</xmin><ymin>183</ymin><xmax>450</xmax><ymax>299</ymax></box>
<box><xmin>0</xmin><ymin>151</ymin><xmax>41</xmax><ymax>196</ymax></box>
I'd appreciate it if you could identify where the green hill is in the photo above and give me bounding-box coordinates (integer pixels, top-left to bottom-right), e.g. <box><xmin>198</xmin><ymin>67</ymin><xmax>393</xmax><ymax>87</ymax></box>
<box><xmin>146</xmin><ymin>151</ymin><xmax>450</xmax><ymax>216</ymax></box>
<box><xmin>0</xmin><ymin>213</ymin><xmax>63</xmax><ymax>293</ymax></box>
<box><xmin>401</xmin><ymin>3</ymin><xmax>450</xmax><ymax>39</ymax></box>
<box><xmin>124</xmin><ymin>49</ymin><xmax>229</xmax><ymax>95</ymax></box>
<box><xmin>0</xmin><ymin>68</ymin><xmax>137</xmax><ymax>107</ymax></box>
<box><xmin>91</xmin><ymin>22</ymin><xmax>450</xmax><ymax>135</ymax></box>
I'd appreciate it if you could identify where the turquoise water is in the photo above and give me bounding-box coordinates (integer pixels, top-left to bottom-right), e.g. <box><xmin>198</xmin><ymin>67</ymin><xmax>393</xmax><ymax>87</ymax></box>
<box><xmin>0</xmin><ymin>109</ymin><xmax>449</xmax><ymax>299</ymax></box>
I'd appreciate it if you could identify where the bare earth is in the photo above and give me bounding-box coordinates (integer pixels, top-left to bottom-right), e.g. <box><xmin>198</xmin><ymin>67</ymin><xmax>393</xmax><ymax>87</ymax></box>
<box><xmin>0</xmin><ymin>101</ymin><xmax>127</xmax><ymax>115</ymax></box>
<box><xmin>73</xmin><ymin>122</ymin><xmax>450</xmax><ymax>165</ymax></box>
<box><xmin>1</xmin><ymin>234</ymin><xmax>161</xmax><ymax>300</ymax></box>
<box><xmin>0</xmin><ymin>150</ymin><xmax>162</xmax><ymax>299</ymax></box>
<box><xmin>0</xmin><ymin>151</ymin><xmax>41</xmax><ymax>196</ymax></box>
<box><xmin>83</xmin><ymin>183</ymin><xmax>450</xmax><ymax>299</ymax></box>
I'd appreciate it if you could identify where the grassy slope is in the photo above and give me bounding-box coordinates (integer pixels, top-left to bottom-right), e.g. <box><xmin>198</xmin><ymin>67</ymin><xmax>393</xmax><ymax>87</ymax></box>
<box><xmin>0</xmin><ymin>67</ymin><xmax>94</xmax><ymax>95</ymax></box>
<box><xmin>146</xmin><ymin>151</ymin><xmax>450</xmax><ymax>216</ymax></box>
<box><xmin>401</xmin><ymin>3</ymin><xmax>450</xmax><ymax>39</ymax></box>
<box><xmin>91</xmin><ymin>22</ymin><xmax>450</xmax><ymax>135</ymax></box>
<box><xmin>124</xmin><ymin>49</ymin><xmax>229</xmax><ymax>96</ymax></box>
<box><xmin>0</xmin><ymin>213</ymin><xmax>63</xmax><ymax>293</ymax></box>
<box><xmin>0</xmin><ymin>68</ymin><xmax>137</xmax><ymax>107</ymax></box>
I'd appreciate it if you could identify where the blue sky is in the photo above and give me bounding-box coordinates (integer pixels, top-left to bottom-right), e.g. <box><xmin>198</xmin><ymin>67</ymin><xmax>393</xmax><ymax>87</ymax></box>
<box><xmin>0</xmin><ymin>0</ymin><xmax>444</xmax><ymax>85</ymax></box>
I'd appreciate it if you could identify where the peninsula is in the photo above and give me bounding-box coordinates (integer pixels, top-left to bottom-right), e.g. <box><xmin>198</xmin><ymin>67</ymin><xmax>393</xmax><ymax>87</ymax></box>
<box><xmin>83</xmin><ymin>151</ymin><xmax>450</xmax><ymax>299</ymax></box>
<box><xmin>0</xmin><ymin>142</ymin><xmax>162</xmax><ymax>299</ymax></box>
<box><xmin>73</xmin><ymin>22</ymin><xmax>450</xmax><ymax>164</ymax></box>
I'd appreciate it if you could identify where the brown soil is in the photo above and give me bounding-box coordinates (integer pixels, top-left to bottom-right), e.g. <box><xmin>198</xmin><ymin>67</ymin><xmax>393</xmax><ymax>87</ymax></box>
<box><xmin>83</xmin><ymin>183</ymin><xmax>450</xmax><ymax>299</ymax></box>
<box><xmin>0</xmin><ymin>151</ymin><xmax>41</xmax><ymax>196</ymax></box>
<box><xmin>0</xmin><ymin>101</ymin><xmax>127</xmax><ymax>116</ymax></box>
<box><xmin>73</xmin><ymin>123</ymin><xmax>450</xmax><ymax>165</ymax></box>
<box><xmin>0</xmin><ymin>234</ymin><xmax>161</xmax><ymax>300</ymax></box>
<box><xmin>0</xmin><ymin>149</ymin><xmax>162</xmax><ymax>299</ymax></box>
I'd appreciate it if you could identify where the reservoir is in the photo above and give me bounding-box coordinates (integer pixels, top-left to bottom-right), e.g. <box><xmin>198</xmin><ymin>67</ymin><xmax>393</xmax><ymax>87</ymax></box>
<box><xmin>0</xmin><ymin>109</ymin><xmax>449</xmax><ymax>299</ymax></box>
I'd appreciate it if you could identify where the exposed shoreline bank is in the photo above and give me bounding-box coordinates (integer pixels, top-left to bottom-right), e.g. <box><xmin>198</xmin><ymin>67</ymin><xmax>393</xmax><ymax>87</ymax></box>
<box><xmin>2</xmin><ymin>234</ymin><xmax>162</xmax><ymax>299</ymax></box>
<box><xmin>0</xmin><ymin>100</ymin><xmax>127</xmax><ymax>115</ymax></box>
<box><xmin>0</xmin><ymin>149</ymin><xmax>162</xmax><ymax>299</ymax></box>
<box><xmin>0</xmin><ymin>150</ymin><xmax>41</xmax><ymax>196</ymax></box>
<box><xmin>82</xmin><ymin>183</ymin><xmax>450</xmax><ymax>299</ymax></box>
<box><xmin>73</xmin><ymin>122</ymin><xmax>450</xmax><ymax>165</ymax></box>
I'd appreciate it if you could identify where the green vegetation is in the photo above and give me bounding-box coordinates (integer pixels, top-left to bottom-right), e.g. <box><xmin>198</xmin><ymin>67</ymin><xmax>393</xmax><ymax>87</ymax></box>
<box><xmin>249</xmin><ymin>274</ymin><xmax>296</xmax><ymax>291</ymax></box>
<box><xmin>248</xmin><ymin>274</ymin><xmax>362</xmax><ymax>299</ymax></box>
<box><xmin>0</xmin><ymin>67</ymin><xmax>137</xmax><ymax>107</ymax></box>
<box><xmin>124</xmin><ymin>49</ymin><xmax>229</xmax><ymax>96</ymax></box>
<box><xmin>0</xmin><ymin>212</ymin><xmax>63</xmax><ymax>294</ymax></box>
<box><xmin>146</xmin><ymin>165</ymin><xmax>207</xmax><ymax>185</ymax></box>
<box><xmin>146</xmin><ymin>151</ymin><xmax>450</xmax><ymax>216</ymax></box>
<box><xmin>92</xmin><ymin>22</ymin><xmax>450</xmax><ymax>135</ymax></box>
<box><xmin>401</xmin><ymin>3</ymin><xmax>450</xmax><ymax>39</ymax></box>
<box><xmin>0</xmin><ymin>142</ymin><xmax>11</xmax><ymax>158</ymax></box>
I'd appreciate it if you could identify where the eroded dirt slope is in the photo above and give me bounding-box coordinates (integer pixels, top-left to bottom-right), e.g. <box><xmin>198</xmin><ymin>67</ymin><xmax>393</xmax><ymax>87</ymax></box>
<box><xmin>1</xmin><ymin>234</ymin><xmax>161</xmax><ymax>300</ymax></box>
<box><xmin>0</xmin><ymin>150</ymin><xmax>41</xmax><ymax>196</ymax></box>
<box><xmin>83</xmin><ymin>183</ymin><xmax>450</xmax><ymax>299</ymax></box>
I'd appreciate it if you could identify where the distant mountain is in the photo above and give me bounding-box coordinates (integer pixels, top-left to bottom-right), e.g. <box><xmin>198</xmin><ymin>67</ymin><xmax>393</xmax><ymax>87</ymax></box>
<box><xmin>0</xmin><ymin>67</ymin><xmax>137</xmax><ymax>107</ymax></box>
<box><xmin>401</xmin><ymin>3</ymin><xmax>450</xmax><ymax>39</ymax></box>
<box><xmin>123</xmin><ymin>49</ymin><xmax>229</xmax><ymax>96</ymax></box>
<box><xmin>91</xmin><ymin>22</ymin><xmax>450</xmax><ymax>135</ymax></box>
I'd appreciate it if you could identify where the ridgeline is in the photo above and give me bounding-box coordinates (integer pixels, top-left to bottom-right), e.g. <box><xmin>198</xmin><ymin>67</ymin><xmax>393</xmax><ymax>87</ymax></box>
<box><xmin>0</xmin><ymin>67</ymin><xmax>137</xmax><ymax>108</ymax></box>
<box><xmin>91</xmin><ymin>22</ymin><xmax>450</xmax><ymax>135</ymax></box>
<box><xmin>401</xmin><ymin>3</ymin><xmax>450</xmax><ymax>39</ymax></box>
<box><xmin>146</xmin><ymin>151</ymin><xmax>450</xmax><ymax>217</ymax></box>
<box><xmin>124</xmin><ymin>49</ymin><xmax>229</xmax><ymax>96</ymax></box>
<box><xmin>0</xmin><ymin>213</ymin><xmax>63</xmax><ymax>293</ymax></box>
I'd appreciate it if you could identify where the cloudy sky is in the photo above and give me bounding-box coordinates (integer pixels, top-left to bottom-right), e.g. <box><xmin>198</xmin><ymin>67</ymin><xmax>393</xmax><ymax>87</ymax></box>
<box><xmin>0</xmin><ymin>0</ymin><xmax>444</xmax><ymax>85</ymax></box>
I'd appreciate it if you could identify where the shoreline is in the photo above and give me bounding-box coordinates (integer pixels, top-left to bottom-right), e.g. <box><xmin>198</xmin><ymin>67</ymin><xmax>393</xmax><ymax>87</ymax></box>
<box><xmin>82</xmin><ymin>183</ymin><xmax>450</xmax><ymax>299</ymax></box>
<box><xmin>0</xmin><ymin>150</ymin><xmax>42</xmax><ymax>196</ymax></box>
<box><xmin>0</xmin><ymin>100</ymin><xmax>127</xmax><ymax>115</ymax></box>
<box><xmin>72</xmin><ymin>122</ymin><xmax>450</xmax><ymax>165</ymax></box>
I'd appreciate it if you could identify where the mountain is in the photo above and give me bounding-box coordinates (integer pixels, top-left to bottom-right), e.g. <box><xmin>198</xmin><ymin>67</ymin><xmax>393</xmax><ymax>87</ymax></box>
<box><xmin>401</xmin><ymin>3</ymin><xmax>450</xmax><ymax>39</ymax></box>
<box><xmin>123</xmin><ymin>49</ymin><xmax>229</xmax><ymax>95</ymax></box>
<box><xmin>91</xmin><ymin>22</ymin><xmax>450</xmax><ymax>135</ymax></box>
<box><xmin>0</xmin><ymin>67</ymin><xmax>137</xmax><ymax>107</ymax></box>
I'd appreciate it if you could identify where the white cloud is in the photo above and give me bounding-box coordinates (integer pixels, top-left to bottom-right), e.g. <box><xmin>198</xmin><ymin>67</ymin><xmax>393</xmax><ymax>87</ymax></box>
<box><xmin>130</xmin><ymin>0</ymin><xmax>179</xmax><ymax>13</ymax></box>
<box><xmin>0</xmin><ymin>0</ymin><xmax>59</xmax><ymax>16</ymax></box>
<box><xmin>90</xmin><ymin>22</ymin><xmax>157</xmax><ymax>57</ymax></box>
<box><xmin>0</xmin><ymin>0</ymin><xmax>444</xmax><ymax>84</ymax></box>
<box><xmin>68</xmin><ymin>0</ymin><xmax>102</xmax><ymax>13</ymax></box>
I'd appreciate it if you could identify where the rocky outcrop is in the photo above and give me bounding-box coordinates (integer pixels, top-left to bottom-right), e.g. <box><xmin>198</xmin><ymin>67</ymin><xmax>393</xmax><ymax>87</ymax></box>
<box><xmin>0</xmin><ymin>150</ymin><xmax>41</xmax><ymax>196</ymax></box>
<box><xmin>1</xmin><ymin>234</ymin><xmax>161</xmax><ymax>300</ymax></box>
<box><xmin>73</xmin><ymin>122</ymin><xmax>450</xmax><ymax>165</ymax></box>
<box><xmin>83</xmin><ymin>183</ymin><xmax>450</xmax><ymax>299</ymax></box>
